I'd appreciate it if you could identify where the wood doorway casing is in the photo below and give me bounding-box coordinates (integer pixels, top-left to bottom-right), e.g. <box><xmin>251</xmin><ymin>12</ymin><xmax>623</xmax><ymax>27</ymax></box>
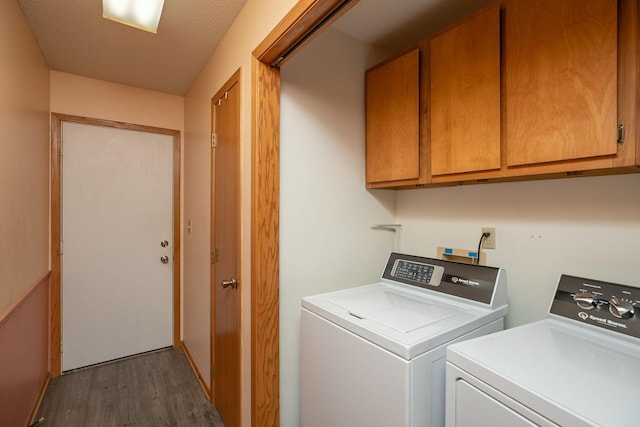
<box><xmin>250</xmin><ymin>1</ymin><xmax>359</xmax><ymax>425</ymax></box>
<box><xmin>50</xmin><ymin>113</ymin><xmax>182</xmax><ymax>376</ymax></box>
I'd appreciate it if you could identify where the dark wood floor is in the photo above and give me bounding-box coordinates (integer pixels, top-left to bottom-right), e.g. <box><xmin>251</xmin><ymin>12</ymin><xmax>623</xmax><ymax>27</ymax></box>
<box><xmin>35</xmin><ymin>347</ymin><xmax>225</xmax><ymax>427</ymax></box>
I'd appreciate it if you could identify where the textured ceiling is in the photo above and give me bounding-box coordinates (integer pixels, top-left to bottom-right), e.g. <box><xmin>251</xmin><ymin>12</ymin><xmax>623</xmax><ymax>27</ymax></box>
<box><xmin>18</xmin><ymin>0</ymin><xmax>248</xmax><ymax>95</ymax></box>
<box><xmin>18</xmin><ymin>0</ymin><xmax>493</xmax><ymax>96</ymax></box>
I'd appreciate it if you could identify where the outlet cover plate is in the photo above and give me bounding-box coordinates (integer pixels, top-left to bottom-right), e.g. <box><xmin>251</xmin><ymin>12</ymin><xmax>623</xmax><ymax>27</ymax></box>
<box><xmin>481</xmin><ymin>227</ymin><xmax>496</xmax><ymax>249</ymax></box>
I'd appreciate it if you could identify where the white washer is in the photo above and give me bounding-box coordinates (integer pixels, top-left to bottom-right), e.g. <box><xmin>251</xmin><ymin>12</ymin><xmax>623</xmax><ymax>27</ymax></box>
<box><xmin>446</xmin><ymin>274</ymin><xmax>640</xmax><ymax>427</ymax></box>
<box><xmin>301</xmin><ymin>252</ymin><xmax>508</xmax><ymax>427</ymax></box>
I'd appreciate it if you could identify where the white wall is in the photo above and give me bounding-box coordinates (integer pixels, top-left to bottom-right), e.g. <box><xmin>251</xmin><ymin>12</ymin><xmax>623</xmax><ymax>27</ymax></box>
<box><xmin>396</xmin><ymin>174</ymin><xmax>640</xmax><ymax>328</ymax></box>
<box><xmin>280</xmin><ymin>28</ymin><xmax>396</xmax><ymax>427</ymax></box>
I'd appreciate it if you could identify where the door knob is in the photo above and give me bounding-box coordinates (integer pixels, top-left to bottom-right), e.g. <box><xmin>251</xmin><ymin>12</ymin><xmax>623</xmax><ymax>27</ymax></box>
<box><xmin>161</xmin><ymin>240</ymin><xmax>169</xmax><ymax>247</ymax></box>
<box><xmin>221</xmin><ymin>278</ymin><xmax>238</xmax><ymax>289</ymax></box>
<box><xmin>160</xmin><ymin>255</ymin><xmax>169</xmax><ymax>264</ymax></box>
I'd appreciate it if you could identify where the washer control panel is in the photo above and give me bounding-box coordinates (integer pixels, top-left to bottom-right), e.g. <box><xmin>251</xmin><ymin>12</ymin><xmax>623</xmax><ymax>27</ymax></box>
<box><xmin>391</xmin><ymin>259</ymin><xmax>445</xmax><ymax>286</ymax></box>
<box><xmin>382</xmin><ymin>253</ymin><xmax>504</xmax><ymax>305</ymax></box>
<box><xmin>550</xmin><ymin>274</ymin><xmax>640</xmax><ymax>340</ymax></box>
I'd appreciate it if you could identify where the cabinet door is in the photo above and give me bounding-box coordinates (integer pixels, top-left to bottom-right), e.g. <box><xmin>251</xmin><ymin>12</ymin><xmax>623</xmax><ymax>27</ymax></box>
<box><xmin>366</xmin><ymin>49</ymin><xmax>420</xmax><ymax>184</ymax></box>
<box><xmin>505</xmin><ymin>0</ymin><xmax>618</xmax><ymax>166</ymax></box>
<box><xmin>430</xmin><ymin>4</ymin><xmax>501</xmax><ymax>176</ymax></box>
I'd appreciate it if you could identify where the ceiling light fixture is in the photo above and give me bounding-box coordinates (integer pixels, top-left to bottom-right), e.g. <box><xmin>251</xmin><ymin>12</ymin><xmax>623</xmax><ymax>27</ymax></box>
<box><xmin>102</xmin><ymin>0</ymin><xmax>165</xmax><ymax>34</ymax></box>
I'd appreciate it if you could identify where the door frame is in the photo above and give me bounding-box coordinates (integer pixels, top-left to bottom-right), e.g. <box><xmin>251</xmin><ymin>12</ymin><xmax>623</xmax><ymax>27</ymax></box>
<box><xmin>250</xmin><ymin>1</ymin><xmax>359</xmax><ymax>425</ymax></box>
<box><xmin>252</xmin><ymin>0</ymin><xmax>640</xmax><ymax>424</ymax></box>
<box><xmin>210</xmin><ymin>69</ymin><xmax>243</xmax><ymax>419</ymax></box>
<box><xmin>50</xmin><ymin>113</ymin><xmax>181</xmax><ymax>376</ymax></box>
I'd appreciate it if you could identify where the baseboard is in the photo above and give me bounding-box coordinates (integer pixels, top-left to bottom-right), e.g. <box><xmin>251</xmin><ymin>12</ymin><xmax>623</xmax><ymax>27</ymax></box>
<box><xmin>28</xmin><ymin>372</ymin><xmax>51</xmax><ymax>426</ymax></box>
<box><xmin>181</xmin><ymin>341</ymin><xmax>211</xmax><ymax>400</ymax></box>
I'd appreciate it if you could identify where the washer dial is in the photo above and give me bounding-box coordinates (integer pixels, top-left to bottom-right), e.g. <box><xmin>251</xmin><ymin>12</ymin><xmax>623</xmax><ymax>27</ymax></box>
<box><xmin>609</xmin><ymin>296</ymin><xmax>635</xmax><ymax>319</ymax></box>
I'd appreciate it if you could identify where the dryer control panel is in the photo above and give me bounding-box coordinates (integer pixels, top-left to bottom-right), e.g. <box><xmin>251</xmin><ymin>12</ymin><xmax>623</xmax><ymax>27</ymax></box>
<box><xmin>550</xmin><ymin>274</ymin><xmax>640</xmax><ymax>340</ymax></box>
<box><xmin>382</xmin><ymin>253</ymin><xmax>506</xmax><ymax>307</ymax></box>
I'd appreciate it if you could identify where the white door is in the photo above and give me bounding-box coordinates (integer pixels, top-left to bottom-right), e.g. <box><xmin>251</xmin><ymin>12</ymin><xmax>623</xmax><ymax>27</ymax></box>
<box><xmin>61</xmin><ymin>121</ymin><xmax>173</xmax><ymax>371</ymax></box>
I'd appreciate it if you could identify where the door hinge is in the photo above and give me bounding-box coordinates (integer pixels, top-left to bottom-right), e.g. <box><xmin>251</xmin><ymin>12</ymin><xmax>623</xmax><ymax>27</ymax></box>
<box><xmin>211</xmin><ymin>364</ymin><xmax>215</xmax><ymax>379</ymax></box>
<box><xmin>60</xmin><ymin>240</ymin><xmax>64</xmax><ymax>255</ymax></box>
<box><xmin>617</xmin><ymin>123</ymin><xmax>625</xmax><ymax>144</ymax></box>
<box><xmin>211</xmin><ymin>133</ymin><xmax>217</xmax><ymax>148</ymax></box>
<box><xmin>210</xmin><ymin>249</ymin><xmax>217</xmax><ymax>264</ymax></box>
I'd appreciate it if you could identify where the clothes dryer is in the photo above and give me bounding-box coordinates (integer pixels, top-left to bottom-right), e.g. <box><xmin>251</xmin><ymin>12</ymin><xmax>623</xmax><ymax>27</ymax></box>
<box><xmin>446</xmin><ymin>274</ymin><xmax>640</xmax><ymax>426</ymax></box>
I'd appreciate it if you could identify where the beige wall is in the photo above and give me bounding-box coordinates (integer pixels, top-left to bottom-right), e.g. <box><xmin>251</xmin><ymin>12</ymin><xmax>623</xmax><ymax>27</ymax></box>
<box><xmin>0</xmin><ymin>0</ymin><xmax>50</xmax><ymax>315</ymax></box>
<box><xmin>183</xmin><ymin>0</ymin><xmax>297</xmax><ymax>424</ymax></box>
<box><xmin>50</xmin><ymin>71</ymin><xmax>184</xmax><ymax>131</ymax></box>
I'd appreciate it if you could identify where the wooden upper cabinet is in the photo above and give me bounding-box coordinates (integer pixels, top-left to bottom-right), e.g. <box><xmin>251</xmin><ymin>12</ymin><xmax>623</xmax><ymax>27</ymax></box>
<box><xmin>505</xmin><ymin>0</ymin><xmax>618</xmax><ymax>166</ymax></box>
<box><xmin>366</xmin><ymin>48</ymin><xmax>420</xmax><ymax>184</ymax></box>
<box><xmin>364</xmin><ymin>0</ymin><xmax>637</xmax><ymax>189</ymax></box>
<box><xmin>430</xmin><ymin>4</ymin><xmax>501</xmax><ymax>176</ymax></box>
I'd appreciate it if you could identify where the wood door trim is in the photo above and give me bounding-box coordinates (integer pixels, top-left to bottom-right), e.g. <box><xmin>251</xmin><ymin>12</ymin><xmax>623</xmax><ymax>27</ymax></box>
<box><xmin>50</xmin><ymin>113</ymin><xmax>181</xmax><ymax>376</ymax></box>
<box><xmin>210</xmin><ymin>68</ymin><xmax>243</xmax><ymax>423</ymax></box>
<box><xmin>250</xmin><ymin>1</ymin><xmax>359</xmax><ymax>425</ymax></box>
<box><xmin>250</xmin><ymin>57</ymin><xmax>280</xmax><ymax>427</ymax></box>
<box><xmin>253</xmin><ymin>0</ymin><xmax>357</xmax><ymax>65</ymax></box>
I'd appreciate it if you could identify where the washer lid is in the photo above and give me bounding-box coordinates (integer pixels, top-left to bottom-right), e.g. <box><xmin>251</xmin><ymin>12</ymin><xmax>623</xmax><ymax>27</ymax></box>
<box><xmin>329</xmin><ymin>287</ymin><xmax>464</xmax><ymax>333</ymax></box>
<box><xmin>302</xmin><ymin>282</ymin><xmax>506</xmax><ymax>359</ymax></box>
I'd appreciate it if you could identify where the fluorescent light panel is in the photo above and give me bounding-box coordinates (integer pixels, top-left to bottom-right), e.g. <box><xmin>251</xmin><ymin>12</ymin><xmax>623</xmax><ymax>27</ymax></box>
<box><xmin>103</xmin><ymin>0</ymin><xmax>165</xmax><ymax>33</ymax></box>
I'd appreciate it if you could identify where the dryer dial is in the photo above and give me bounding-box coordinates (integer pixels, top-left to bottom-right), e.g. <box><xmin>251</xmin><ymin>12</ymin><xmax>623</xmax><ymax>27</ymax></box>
<box><xmin>574</xmin><ymin>293</ymin><xmax>597</xmax><ymax>310</ymax></box>
<box><xmin>609</xmin><ymin>297</ymin><xmax>635</xmax><ymax>319</ymax></box>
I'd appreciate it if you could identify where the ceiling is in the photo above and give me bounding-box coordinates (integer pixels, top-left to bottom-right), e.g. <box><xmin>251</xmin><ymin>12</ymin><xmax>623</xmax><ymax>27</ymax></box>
<box><xmin>18</xmin><ymin>0</ymin><xmax>492</xmax><ymax>96</ymax></box>
<box><xmin>18</xmin><ymin>0</ymin><xmax>248</xmax><ymax>95</ymax></box>
<box><xmin>332</xmin><ymin>0</ymin><xmax>492</xmax><ymax>54</ymax></box>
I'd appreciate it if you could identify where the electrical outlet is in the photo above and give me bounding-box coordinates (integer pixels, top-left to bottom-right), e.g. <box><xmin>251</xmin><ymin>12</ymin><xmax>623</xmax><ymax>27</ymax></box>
<box><xmin>481</xmin><ymin>227</ymin><xmax>496</xmax><ymax>249</ymax></box>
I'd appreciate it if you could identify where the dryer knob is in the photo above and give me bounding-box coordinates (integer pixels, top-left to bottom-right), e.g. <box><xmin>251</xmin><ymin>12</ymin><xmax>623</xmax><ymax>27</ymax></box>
<box><xmin>609</xmin><ymin>297</ymin><xmax>635</xmax><ymax>319</ymax></box>
<box><xmin>573</xmin><ymin>293</ymin><xmax>597</xmax><ymax>310</ymax></box>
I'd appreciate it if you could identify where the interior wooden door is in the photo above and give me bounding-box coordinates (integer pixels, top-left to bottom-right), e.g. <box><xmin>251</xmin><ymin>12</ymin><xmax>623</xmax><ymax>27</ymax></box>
<box><xmin>61</xmin><ymin>121</ymin><xmax>174</xmax><ymax>372</ymax></box>
<box><xmin>505</xmin><ymin>0</ymin><xmax>618</xmax><ymax>166</ymax></box>
<box><xmin>211</xmin><ymin>74</ymin><xmax>241</xmax><ymax>427</ymax></box>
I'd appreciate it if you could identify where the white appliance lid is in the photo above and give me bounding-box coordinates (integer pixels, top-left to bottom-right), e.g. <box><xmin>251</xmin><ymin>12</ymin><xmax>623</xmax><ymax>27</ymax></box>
<box><xmin>328</xmin><ymin>287</ymin><xmax>464</xmax><ymax>333</ymax></box>
<box><xmin>303</xmin><ymin>282</ymin><xmax>506</xmax><ymax>359</ymax></box>
<box><xmin>447</xmin><ymin>319</ymin><xmax>640</xmax><ymax>426</ymax></box>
